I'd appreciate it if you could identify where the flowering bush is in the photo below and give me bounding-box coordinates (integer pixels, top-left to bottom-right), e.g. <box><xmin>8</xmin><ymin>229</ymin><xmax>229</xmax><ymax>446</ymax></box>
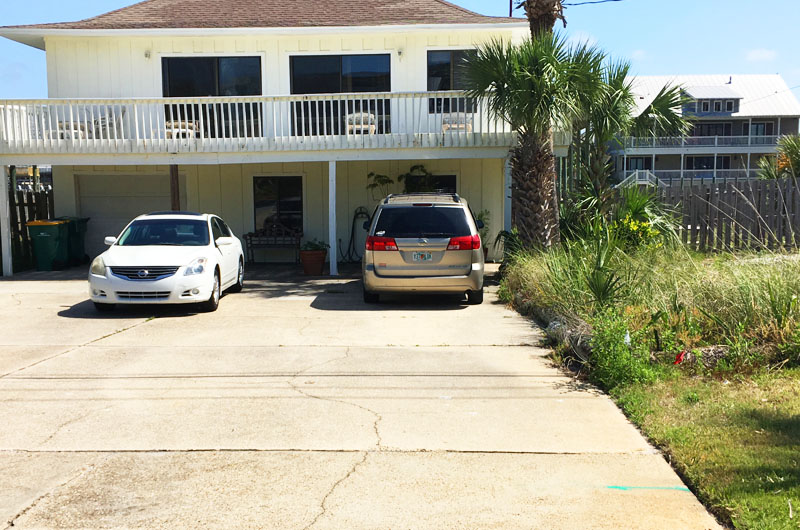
<box><xmin>612</xmin><ymin>213</ymin><xmax>663</xmax><ymax>249</ymax></box>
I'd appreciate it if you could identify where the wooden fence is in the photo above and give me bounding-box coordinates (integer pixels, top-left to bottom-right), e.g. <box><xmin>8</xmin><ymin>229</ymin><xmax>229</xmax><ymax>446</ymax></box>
<box><xmin>8</xmin><ymin>188</ymin><xmax>55</xmax><ymax>271</ymax></box>
<box><xmin>658</xmin><ymin>178</ymin><xmax>800</xmax><ymax>251</ymax></box>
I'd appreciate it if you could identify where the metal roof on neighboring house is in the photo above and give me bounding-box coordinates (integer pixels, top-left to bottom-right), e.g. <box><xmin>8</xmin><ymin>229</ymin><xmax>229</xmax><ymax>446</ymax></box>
<box><xmin>684</xmin><ymin>85</ymin><xmax>742</xmax><ymax>100</ymax></box>
<box><xmin>631</xmin><ymin>74</ymin><xmax>800</xmax><ymax>118</ymax></box>
<box><xmin>1</xmin><ymin>0</ymin><xmax>521</xmax><ymax>31</ymax></box>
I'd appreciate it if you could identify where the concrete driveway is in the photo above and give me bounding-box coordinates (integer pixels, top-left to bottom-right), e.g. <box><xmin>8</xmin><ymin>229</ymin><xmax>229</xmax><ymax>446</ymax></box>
<box><xmin>0</xmin><ymin>266</ymin><xmax>720</xmax><ymax>529</ymax></box>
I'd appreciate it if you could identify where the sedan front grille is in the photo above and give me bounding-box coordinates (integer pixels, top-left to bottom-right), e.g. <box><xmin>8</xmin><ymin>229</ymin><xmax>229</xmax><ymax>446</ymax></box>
<box><xmin>110</xmin><ymin>266</ymin><xmax>179</xmax><ymax>281</ymax></box>
<box><xmin>116</xmin><ymin>291</ymin><xmax>171</xmax><ymax>300</ymax></box>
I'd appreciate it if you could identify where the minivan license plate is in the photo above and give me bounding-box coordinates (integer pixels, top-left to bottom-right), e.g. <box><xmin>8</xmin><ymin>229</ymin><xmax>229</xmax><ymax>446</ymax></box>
<box><xmin>412</xmin><ymin>252</ymin><xmax>432</xmax><ymax>262</ymax></box>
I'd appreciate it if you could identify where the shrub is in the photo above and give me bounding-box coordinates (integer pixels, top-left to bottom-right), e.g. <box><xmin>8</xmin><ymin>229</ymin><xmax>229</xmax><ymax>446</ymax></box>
<box><xmin>589</xmin><ymin>309</ymin><xmax>659</xmax><ymax>390</ymax></box>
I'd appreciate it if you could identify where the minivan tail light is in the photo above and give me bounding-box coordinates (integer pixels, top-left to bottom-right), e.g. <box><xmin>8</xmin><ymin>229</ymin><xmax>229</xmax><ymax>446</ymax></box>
<box><xmin>447</xmin><ymin>234</ymin><xmax>481</xmax><ymax>250</ymax></box>
<box><xmin>366</xmin><ymin>236</ymin><xmax>398</xmax><ymax>251</ymax></box>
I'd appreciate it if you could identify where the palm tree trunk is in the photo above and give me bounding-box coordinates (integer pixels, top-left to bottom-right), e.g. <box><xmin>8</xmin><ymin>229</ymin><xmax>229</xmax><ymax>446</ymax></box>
<box><xmin>519</xmin><ymin>0</ymin><xmax>565</xmax><ymax>37</ymax></box>
<box><xmin>511</xmin><ymin>131</ymin><xmax>561</xmax><ymax>248</ymax></box>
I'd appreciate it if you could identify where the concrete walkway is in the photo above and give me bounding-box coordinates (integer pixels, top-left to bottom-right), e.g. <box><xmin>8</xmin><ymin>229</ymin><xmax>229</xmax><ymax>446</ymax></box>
<box><xmin>0</xmin><ymin>266</ymin><xmax>720</xmax><ymax>529</ymax></box>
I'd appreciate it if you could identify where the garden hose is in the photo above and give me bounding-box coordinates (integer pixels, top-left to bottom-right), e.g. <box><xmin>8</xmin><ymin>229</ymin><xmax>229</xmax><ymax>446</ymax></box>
<box><xmin>338</xmin><ymin>206</ymin><xmax>371</xmax><ymax>263</ymax></box>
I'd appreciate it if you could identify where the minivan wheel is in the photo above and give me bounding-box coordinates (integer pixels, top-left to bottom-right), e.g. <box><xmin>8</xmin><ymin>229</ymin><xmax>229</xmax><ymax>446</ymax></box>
<box><xmin>363</xmin><ymin>287</ymin><xmax>379</xmax><ymax>304</ymax></box>
<box><xmin>467</xmin><ymin>288</ymin><xmax>484</xmax><ymax>305</ymax></box>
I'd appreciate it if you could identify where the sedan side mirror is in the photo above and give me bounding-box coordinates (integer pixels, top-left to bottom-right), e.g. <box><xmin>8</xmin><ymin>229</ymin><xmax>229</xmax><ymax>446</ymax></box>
<box><xmin>216</xmin><ymin>236</ymin><xmax>234</xmax><ymax>246</ymax></box>
<box><xmin>475</xmin><ymin>220</ymin><xmax>485</xmax><ymax>229</ymax></box>
<box><xmin>363</xmin><ymin>220</ymin><xmax>370</xmax><ymax>230</ymax></box>
<box><xmin>104</xmin><ymin>236</ymin><xmax>117</xmax><ymax>246</ymax></box>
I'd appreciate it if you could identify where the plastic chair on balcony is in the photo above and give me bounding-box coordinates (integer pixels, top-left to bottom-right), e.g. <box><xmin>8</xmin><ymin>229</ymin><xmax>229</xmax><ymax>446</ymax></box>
<box><xmin>164</xmin><ymin>120</ymin><xmax>199</xmax><ymax>139</ymax></box>
<box><xmin>56</xmin><ymin>121</ymin><xmax>91</xmax><ymax>140</ymax></box>
<box><xmin>93</xmin><ymin>106</ymin><xmax>127</xmax><ymax>140</ymax></box>
<box><xmin>346</xmin><ymin>112</ymin><xmax>376</xmax><ymax>135</ymax></box>
<box><xmin>441</xmin><ymin>113</ymin><xmax>473</xmax><ymax>133</ymax></box>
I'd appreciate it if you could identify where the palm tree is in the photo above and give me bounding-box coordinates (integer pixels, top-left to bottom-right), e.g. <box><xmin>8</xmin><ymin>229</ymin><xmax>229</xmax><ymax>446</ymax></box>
<box><xmin>575</xmin><ymin>61</ymin><xmax>689</xmax><ymax>191</ymax></box>
<box><xmin>465</xmin><ymin>34</ymin><xmax>606</xmax><ymax>247</ymax></box>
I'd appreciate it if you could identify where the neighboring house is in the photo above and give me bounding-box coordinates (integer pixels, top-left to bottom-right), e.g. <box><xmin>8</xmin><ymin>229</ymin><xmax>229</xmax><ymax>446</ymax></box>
<box><xmin>0</xmin><ymin>0</ymin><xmax>561</xmax><ymax>275</ymax></box>
<box><xmin>615</xmin><ymin>74</ymin><xmax>800</xmax><ymax>184</ymax></box>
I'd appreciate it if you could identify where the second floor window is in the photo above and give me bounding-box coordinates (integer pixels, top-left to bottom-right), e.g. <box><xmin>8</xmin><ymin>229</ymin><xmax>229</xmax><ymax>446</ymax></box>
<box><xmin>162</xmin><ymin>57</ymin><xmax>262</xmax><ymax>97</ymax></box>
<box><xmin>427</xmin><ymin>50</ymin><xmax>476</xmax><ymax>113</ymax></box>
<box><xmin>289</xmin><ymin>55</ymin><xmax>391</xmax><ymax>135</ymax></box>
<box><xmin>692</xmin><ymin>123</ymin><xmax>732</xmax><ymax>137</ymax></box>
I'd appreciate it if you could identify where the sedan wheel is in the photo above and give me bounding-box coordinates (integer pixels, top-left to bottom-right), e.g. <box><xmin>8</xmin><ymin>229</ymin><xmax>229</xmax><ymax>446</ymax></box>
<box><xmin>200</xmin><ymin>271</ymin><xmax>221</xmax><ymax>312</ymax></box>
<box><xmin>229</xmin><ymin>259</ymin><xmax>244</xmax><ymax>293</ymax></box>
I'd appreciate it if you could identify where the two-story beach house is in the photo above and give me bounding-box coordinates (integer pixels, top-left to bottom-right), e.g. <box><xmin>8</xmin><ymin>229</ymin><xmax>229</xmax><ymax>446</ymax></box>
<box><xmin>0</xmin><ymin>0</ymin><xmax>564</xmax><ymax>276</ymax></box>
<box><xmin>617</xmin><ymin>74</ymin><xmax>800</xmax><ymax>184</ymax></box>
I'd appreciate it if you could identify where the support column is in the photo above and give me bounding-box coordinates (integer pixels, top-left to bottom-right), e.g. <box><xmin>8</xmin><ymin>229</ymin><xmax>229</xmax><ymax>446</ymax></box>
<box><xmin>169</xmin><ymin>164</ymin><xmax>180</xmax><ymax>211</ymax></box>
<box><xmin>747</xmin><ymin>153</ymin><xmax>751</xmax><ymax>179</ymax></box>
<box><xmin>1</xmin><ymin>166</ymin><xmax>13</xmax><ymax>277</ymax></box>
<box><xmin>328</xmin><ymin>161</ymin><xmax>337</xmax><ymax>277</ymax></box>
<box><xmin>680</xmin><ymin>153</ymin><xmax>685</xmax><ymax>180</ymax></box>
<box><xmin>503</xmin><ymin>156</ymin><xmax>512</xmax><ymax>232</ymax></box>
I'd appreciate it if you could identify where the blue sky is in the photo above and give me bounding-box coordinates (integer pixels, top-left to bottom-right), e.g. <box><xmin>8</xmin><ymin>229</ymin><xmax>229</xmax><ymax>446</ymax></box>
<box><xmin>1</xmin><ymin>0</ymin><xmax>798</xmax><ymax>99</ymax></box>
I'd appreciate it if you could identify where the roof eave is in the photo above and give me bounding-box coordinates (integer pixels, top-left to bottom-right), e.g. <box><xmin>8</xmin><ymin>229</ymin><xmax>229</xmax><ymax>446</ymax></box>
<box><xmin>0</xmin><ymin>20</ymin><xmax>527</xmax><ymax>48</ymax></box>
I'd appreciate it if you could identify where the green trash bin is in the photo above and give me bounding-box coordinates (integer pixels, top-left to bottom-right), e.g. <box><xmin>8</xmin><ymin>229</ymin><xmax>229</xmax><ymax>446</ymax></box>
<box><xmin>56</xmin><ymin>216</ymin><xmax>91</xmax><ymax>265</ymax></box>
<box><xmin>26</xmin><ymin>220</ymin><xmax>70</xmax><ymax>271</ymax></box>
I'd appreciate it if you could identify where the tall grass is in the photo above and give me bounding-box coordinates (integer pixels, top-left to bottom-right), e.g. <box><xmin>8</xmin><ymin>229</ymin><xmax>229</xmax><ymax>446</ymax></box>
<box><xmin>503</xmin><ymin>246</ymin><xmax>800</xmax><ymax>357</ymax></box>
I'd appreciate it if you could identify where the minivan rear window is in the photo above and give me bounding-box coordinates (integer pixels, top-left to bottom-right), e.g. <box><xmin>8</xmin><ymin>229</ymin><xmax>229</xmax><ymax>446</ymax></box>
<box><xmin>374</xmin><ymin>206</ymin><xmax>471</xmax><ymax>238</ymax></box>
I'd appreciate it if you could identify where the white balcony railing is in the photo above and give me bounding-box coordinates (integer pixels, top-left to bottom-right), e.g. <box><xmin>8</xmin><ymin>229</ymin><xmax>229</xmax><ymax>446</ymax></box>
<box><xmin>619</xmin><ymin>169</ymin><xmax>756</xmax><ymax>181</ymax></box>
<box><xmin>0</xmin><ymin>91</ymin><xmax>516</xmax><ymax>156</ymax></box>
<box><xmin>620</xmin><ymin>135</ymin><xmax>779</xmax><ymax>149</ymax></box>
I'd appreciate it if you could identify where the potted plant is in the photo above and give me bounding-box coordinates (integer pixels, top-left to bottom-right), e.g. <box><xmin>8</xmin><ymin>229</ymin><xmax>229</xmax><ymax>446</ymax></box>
<box><xmin>299</xmin><ymin>239</ymin><xmax>330</xmax><ymax>276</ymax></box>
<box><xmin>475</xmin><ymin>209</ymin><xmax>491</xmax><ymax>261</ymax></box>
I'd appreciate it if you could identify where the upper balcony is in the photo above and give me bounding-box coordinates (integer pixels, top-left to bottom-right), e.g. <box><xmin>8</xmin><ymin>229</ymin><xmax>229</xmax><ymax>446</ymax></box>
<box><xmin>0</xmin><ymin>91</ymin><xmax>519</xmax><ymax>164</ymax></box>
<box><xmin>617</xmin><ymin>135</ymin><xmax>779</xmax><ymax>154</ymax></box>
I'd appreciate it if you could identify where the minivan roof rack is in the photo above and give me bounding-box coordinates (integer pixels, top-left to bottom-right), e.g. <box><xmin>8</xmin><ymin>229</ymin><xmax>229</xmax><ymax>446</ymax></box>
<box><xmin>384</xmin><ymin>192</ymin><xmax>461</xmax><ymax>204</ymax></box>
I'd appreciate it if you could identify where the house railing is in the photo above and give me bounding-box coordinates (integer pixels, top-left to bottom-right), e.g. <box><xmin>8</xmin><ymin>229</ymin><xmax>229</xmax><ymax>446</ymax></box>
<box><xmin>617</xmin><ymin>169</ymin><xmax>759</xmax><ymax>185</ymax></box>
<box><xmin>620</xmin><ymin>135</ymin><xmax>779</xmax><ymax>149</ymax></box>
<box><xmin>0</xmin><ymin>91</ymin><xmax>516</xmax><ymax>155</ymax></box>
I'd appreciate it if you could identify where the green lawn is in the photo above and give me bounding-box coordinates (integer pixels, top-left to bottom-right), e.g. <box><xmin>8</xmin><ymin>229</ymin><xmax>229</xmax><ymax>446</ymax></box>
<box><xmin>614</xmin><ymin>369</ymin><xmax>800</xmax><ymax>529</ymax></box>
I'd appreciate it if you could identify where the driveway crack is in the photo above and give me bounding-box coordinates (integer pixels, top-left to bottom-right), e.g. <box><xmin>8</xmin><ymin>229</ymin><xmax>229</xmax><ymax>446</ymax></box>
<box><xmin>38</xmin><ymin>405</ymin><xmax>115</xmax><ymax>447</ymax></box>
<box><xmin>0</xmin><ymin>318</ymin><xmax>155</xmax><ymax>379</ymax></box>
<box><xmin>301</xmin><ymin>452</ymin><xmax>368</xmax><ymax>530</ymax></box>
<box><xmin>3</xmin><ymin>457</ymin><xmax>103</xmax><ymax>529</ymax></box>
<box><xmin>289</xmin><ymin>348</ymin><xmax>384</xmax><ymax>449</ymax></box>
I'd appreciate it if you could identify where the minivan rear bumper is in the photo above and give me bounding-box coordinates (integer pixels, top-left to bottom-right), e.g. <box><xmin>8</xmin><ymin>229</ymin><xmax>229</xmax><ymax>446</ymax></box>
<box><xmin>362</xmin><ymin>262</ymin><xmax>483</xmax><ymax>293</ymax></box>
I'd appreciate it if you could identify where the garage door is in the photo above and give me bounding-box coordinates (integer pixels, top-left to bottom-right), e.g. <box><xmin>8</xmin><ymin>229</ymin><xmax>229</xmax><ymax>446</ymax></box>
<box><xmin>78</xmin><ymin>174</ymin><xmax>170</xmax><ymax>257</ymax></box>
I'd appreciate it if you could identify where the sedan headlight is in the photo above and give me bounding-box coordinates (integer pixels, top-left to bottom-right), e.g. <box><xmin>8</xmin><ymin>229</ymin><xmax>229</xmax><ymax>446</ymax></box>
<box><xmin>184</xmin><ymin>257</ymin><xmax>208</xmax><ymax>276</ymax></box>
<box><xmin>90</xmin><ymin>256</ymin><xmax>106</xmax><ymax>276</ymax></box>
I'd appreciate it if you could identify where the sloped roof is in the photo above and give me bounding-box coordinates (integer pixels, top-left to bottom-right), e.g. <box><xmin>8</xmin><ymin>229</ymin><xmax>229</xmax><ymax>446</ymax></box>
<box><xmin>631</xmin><ymin>74</ymin><xmax>800</xmax><ymax>118</ymax></box>
<box><xmin>684</xmin><ymin>85</ymin><xmax>742</xmax><ymax>100</ymax></box>
<box><xmin>2</xmin><ymin>0</ymin><xmax>520</xmax><ymax>30</ymax></box>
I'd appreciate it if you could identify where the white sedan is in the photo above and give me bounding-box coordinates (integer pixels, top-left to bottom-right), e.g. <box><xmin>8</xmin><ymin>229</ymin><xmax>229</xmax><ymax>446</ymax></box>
<box><xmin>88</xmin><ymin>212</ymin><xmax>244</xmax><ymax>312</ymax></box>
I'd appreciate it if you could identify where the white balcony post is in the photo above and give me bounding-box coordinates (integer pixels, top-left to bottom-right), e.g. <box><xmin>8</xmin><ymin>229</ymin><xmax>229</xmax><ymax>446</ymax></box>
<box><xmin>680</xmin><ymin>153</ymin><xmax>685</xmax><ymax>180</ymax></box>
<box><xmin>777</xmin><ymin>117</ymin><xmax>781</xmax><ymax>140</ymax></box>
<box><xmin>504</xmin><ymin>155</ymin><xmax>512</xmax><ymax>232</ymax></box>
<box><xmin>328</xmin><ymin>160</ymin><xmax>337</xmax><ymax>277</ymax></box>
<box><xmin>1</xmin><ymin>165</ymin><xmax>12</xmax><ymax>277</ymax></box>
<box><xmin>748</xmin><ymin>118</ymin><xmax>752</xmax><ymax>145</ymax></box>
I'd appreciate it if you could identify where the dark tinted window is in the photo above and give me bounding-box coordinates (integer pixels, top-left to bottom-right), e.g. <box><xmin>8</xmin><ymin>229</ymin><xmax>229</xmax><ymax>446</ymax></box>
<box><xmin>375</xmin><ymin>207</ymin><xmax>471</xmax><ymax>238</ymax></box>
<box><xmin>427</xmin><ymin>50</ymin><xmax>475</xmax><ymax>91</ymax></box>
<box><xmin>117</xmin><ymin>219</ymin><xmax>210</xmax><ymax>246</ymax></box>
<box><xmin>254</xmin><ymin>176</ymin><xmax>303</xmax><ymax>233</ymax></box>
<box><xmin>291</xmin><ymin>56</ymin><xmax>341</xmax><ymax>94</ymax></box>
<box><xmin>163</xmin><ymin>57</ymin><xmax>262</xmax><ymax>96</ymax></box>
<box><xmin>402</xmin><ymin>174</ymin><xmax>456</xmax><ymax>194</ymax></box>
<box><xmin>211</xmin><ymin>218</ymin><xmax>224</xmax><ymax>240</ymax></box>
<box><xmin>290</xmin><ymin>54</ymin><xmax>390</xmax><ymax>94</ymax></box>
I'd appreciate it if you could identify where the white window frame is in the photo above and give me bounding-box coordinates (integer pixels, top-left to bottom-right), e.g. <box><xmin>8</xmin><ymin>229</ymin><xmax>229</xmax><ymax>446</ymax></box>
<box><xmin>713</xmin><ymin>101</ymin><xmax>722</xmax><ymax>112</ymax></box>
<box><xmin>701</xmin><ymin>100</ymin><xmax>710</xmax><ymax>112</ymax></box>
<box><xmin>725</xmin><ymin>100</ymin><xmax>734</xmax><ymax>112</ymax></box>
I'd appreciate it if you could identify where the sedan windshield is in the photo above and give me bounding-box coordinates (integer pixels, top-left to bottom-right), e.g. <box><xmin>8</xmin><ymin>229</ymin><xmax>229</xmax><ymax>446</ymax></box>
<box><xmin>116</xmin><ymin>219</ymin><xmax>210</xmax><ymax>246</ymax></box>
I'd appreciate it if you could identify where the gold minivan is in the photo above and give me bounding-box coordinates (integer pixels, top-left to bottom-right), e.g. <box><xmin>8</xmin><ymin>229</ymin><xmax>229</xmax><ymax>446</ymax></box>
<box><xmin>362</xmin><ymin>193</ymin><xmax>485</xmax><ymax>304</ymax></box>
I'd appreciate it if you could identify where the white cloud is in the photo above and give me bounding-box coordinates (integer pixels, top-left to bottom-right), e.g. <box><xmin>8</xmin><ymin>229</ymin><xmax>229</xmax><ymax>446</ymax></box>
<box><xmin>745</xmin><ymin>48</ymin><xmax>777</xmax><ymax>62</ymax></box>
<box><xmin>630</xmin><ymin>49</ymin><xmax>647</xmax><ymax>61</ymax></box>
